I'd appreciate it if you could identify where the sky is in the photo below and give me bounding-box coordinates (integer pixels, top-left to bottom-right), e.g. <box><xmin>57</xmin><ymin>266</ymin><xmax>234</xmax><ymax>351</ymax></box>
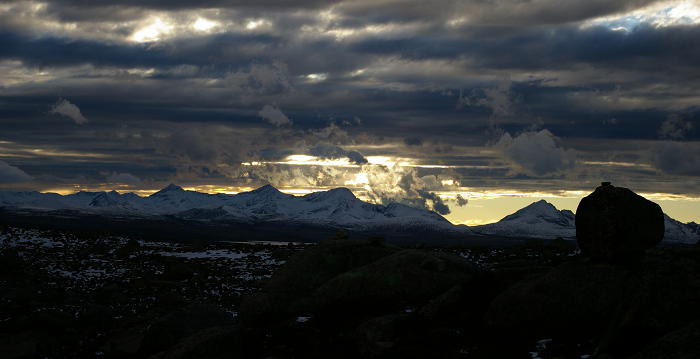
<box><xmin>1</xmin><ymin>0</ymin><xmax>700</xmax><ymax>225</ymax></box>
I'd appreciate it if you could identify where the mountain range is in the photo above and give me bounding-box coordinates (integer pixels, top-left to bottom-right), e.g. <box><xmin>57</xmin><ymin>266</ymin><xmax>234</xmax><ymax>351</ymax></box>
<box><xmin>0</xmin><ymin>184</ymin><xmax>698</xmax><ymax>244</ymax></box>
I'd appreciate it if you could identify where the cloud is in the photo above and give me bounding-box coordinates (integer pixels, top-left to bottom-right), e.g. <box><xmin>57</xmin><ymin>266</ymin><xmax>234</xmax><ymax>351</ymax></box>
<box><xmin>156</xmin><ymin>125</ymin><xmax>244</xmax><ymax>166</ymax></box>
<box><xmin>306</xmin><ymin>142</ymin><xmax>368</xmax><ymax>164</ymax></box>
<box><xmin>649</xmin><ymin>141</ymin><xmax>700</xmax><ymax>176</ymax></box>
<box><xmin>49</xmin><ymin>99</ymin><xmax>88</xmax><ymax>124</ymax></box>
<box><xmin>258</xmin><ymin>104</ymin><xmax>293</xmax><ymax>126</ymax></box>
<box><xmin>455</xmin><ymin>194</ymin><xmax>468</xmax><ymax>206</ymax></box>
<box><xmin>404</xmin><ymin>136</ymin><xmax>423</xmax><ymax>146</ymax></box>
<box><xmin>0</xmin><ymin>160</ymin><xmax>32</xmax><ymax>183</ymax></box>
<box><xmin>495</xmin><ymin>129</ymin><xmax>576</xmax><ymax>176</ymax></box>
<box><xmin>418</xmin><ymin>190</ymin><xmax>451</xmax><ymax>215</ymax></box>
<box><xmin>310</xmin><ymin>122</ymin><xmax>350</xmax><ymax>141</ymax></box>
<box><xmin>358</xmin><ymin>166</ymin><xmax>456</xmax><ymax>216</ymax></box>
<box><xmin>225</xmin><ymin>62</ymin><xmax>293</xmax><ymax>103</ymax></box>
<box><xmin>105</xmin><ymin>172</ymin><xmax>142</xmax><ymax>185</ymax></box>
<box><xmin>458</xmin><ymin>79</ymin><xmax>522</xmax><ymax>117</ymax></box>
<box><xmin>337</xmin><ymin>0</ymin><xmax>661</xmax><ymax>29</ymax></box>
<box><xmin>658</xmin><ymin>114</ymin><xmax>694</xmax><ymax>140</ymax></box>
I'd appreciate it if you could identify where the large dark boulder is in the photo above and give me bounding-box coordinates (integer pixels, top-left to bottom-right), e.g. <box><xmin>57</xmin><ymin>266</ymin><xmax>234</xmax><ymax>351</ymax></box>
<box><xmin>355</xmin><ymin>314</ymin><xmax>413</xmax><ymax>356</ymax></box>
<box><xmin>576</xmin><ymin>183</ymin><xmax>664</xmax><ymax>261</ymax></box>
<box><xmin>484</xmin><ymin>260</ymin><xmax>627</xmax><ymax>342</ymax></box>
<box><xmin>238</xmin><ymin>239</ymin><xmax>401</xmax><ymax>325</ymax></box>
<box><xmin>139</xmin><ymin>304</ymin><xmax>237</xmax><ymax>356</ymax></box>
<box><xmin>147</xmin><ymin>325</ymin><xmax>242</xmax><ymax>359</ymax></box>
<box><xmin>419</xmin><ymin>264</ymin><xmax>552</xmax><ymax>327</ymax></box>
<box><xmin>628</xmin><ymin>319</ymin><xmax>700</xmax><ymax>359</ymax></box>
<box><xmin>312</xmin><ymin>249</ymin><xmax>480</xmax><ymax>313</ymax></box>
<box><xmin>600</xmin><ymin>247</ymin><xmax>700</xmax><ymax>356</ymax></box>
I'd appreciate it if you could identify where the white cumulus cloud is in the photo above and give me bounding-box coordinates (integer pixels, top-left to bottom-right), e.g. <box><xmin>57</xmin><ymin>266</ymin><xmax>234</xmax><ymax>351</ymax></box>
<box><xmin>49</xmin><ymin>99</ymin><xmax>88</xmax><ymax>124</ymax></box>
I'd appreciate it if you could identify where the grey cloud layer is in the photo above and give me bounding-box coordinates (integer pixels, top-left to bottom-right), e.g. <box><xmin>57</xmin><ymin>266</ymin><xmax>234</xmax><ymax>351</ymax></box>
<box><xmin>0</xmin><ymin>0</ymin><xmax>698</xmax><ymax>200</ymax></box>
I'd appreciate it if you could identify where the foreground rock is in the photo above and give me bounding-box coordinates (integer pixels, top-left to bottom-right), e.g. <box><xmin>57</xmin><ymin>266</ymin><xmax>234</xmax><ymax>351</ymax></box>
<box><xmin>239</xmin><ymin>239</ymin><xmax>402</xmax><ymax>324</ymax></box>
<box><xmin>576</xmin><ymin>182</ymin><xmax>664</xmax><ymax>261</ymax></box>
<box><xmin>313</xmin><ymin>249</ymin><xmax>480</xmax><ymax>314</ymax></box>
<box><xmin>600</xmin><ymin>247</ymin><xmax>700</xmax><ymax>356</ymax></box>
<box><xmin>485</xmin><ymin>260</ymin><xmax>627</xmax><ymax>342</ymax></box>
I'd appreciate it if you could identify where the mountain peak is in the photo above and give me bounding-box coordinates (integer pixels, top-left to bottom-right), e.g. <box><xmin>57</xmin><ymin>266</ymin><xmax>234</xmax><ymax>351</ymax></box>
<box><xmin>90</xmin><ymin>192</ymin><xmax>118</xmax><ymax>207</ymax></box>
<box><xmin>249</xmin><ymin>184</ymin><xmax>282</xmax><ymax>195</ymax></box>
<box><xmin>304</xmin><ymin>187</ymin><xmax>357</xmax><ymax>203</ymax></box>
<box><xmin>526</xmin><ymin>199</ymin><xmax>555</xmax><ymax>209</ymax></box>
<box><xmin>150</xmin><ymin>184</ymin><xmax>185</xmax><ymax>197</ymax></box>
<box><xmin>500</xmin><ymin>199</ymin><xmax>572</xmax><ymax>223</ymax></box>
<box><xmin>327</xmin><ymin>187</ymin><xmax>356</xmax><ymax>199</ymax></box>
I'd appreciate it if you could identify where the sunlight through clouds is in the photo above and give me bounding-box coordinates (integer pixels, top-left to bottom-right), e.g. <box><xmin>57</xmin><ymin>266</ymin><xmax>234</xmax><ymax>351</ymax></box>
<box><xmin>193</xmin><ymin>18</ymin><xmax>217</xmax><ymax>32</ymax></box>
<box><xmin>584</xmin><ymin>1</ymin><xmax>700</xmax><ymax>30</ymax></box>
<box><xmin>132</xmin><ymin>18</ymin><xmax>173</xmax><ymax>42</ymax></box>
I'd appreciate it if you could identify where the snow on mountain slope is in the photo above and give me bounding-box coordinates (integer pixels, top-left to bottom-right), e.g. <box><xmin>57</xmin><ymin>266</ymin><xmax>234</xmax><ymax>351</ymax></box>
<box><xmin>471</xmin><ymin>200</ymin><xmax>577</xmax><ymax>239</ymax></box>
<box><xmin>472</xmin><ymin>199</ymin><xmax>699</xmax><ymax>242</ymax></box>
<box><xmin>1</xmin><ymin>186</ymin><xmax>697</xmax><ymax>243</ymax></box>
<box><xmin>0</xmin><ymin>184</ymin><xmax>455</xmax><ymax>233</ymax></box>
<box><xmin>663</xmin><ymin>214</ymin><xmax>700</xmax><ymax>244</ymax></box>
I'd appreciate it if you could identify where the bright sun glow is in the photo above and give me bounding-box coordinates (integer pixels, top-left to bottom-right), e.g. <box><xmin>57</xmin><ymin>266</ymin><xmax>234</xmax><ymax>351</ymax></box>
<box><xmin>304</xmin><ymin>73</ymin><xmax>328</xmax><ymax>81</ymax></box>
<box><xmin>193</xmin><ymin>18</ymin><xmax>217</xmax><ymax>31</ymax></box>
<box><xmin>132</xmin><ymin>18</ymin><xmax>173</xmax><ymax>42</ymax></box>
<box><xmin>274</xmin><ymin>155</ymin><xmax>356</xmax><ymax>167</ymax></box>
<box><xmin>345</xmin><ymin>173</ymin><xmax>369</xmax><ymax>186</ymax></box>
<box><xmin>246</xmin><ymin>19</ymin><xmax>270</xmax><ymax>30</ymax></box>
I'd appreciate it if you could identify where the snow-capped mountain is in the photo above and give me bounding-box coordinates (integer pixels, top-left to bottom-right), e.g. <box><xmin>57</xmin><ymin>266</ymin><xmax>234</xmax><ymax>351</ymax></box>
<box><xmin>470</xmin><ymin>199</ymin><xmax>699</xmax><ymax>243</ymax></box>
<box><xmin>1</xmin><ymin>186</ymin><xmax>697</xmax><ymax>244</ymax></box>
<box><xmin>471</xmin><ymin>200</ymin><xmax>577</xmax><ymax>239</ymax></box>
<box><xmin>663</xmin><ymin>214</ymin><xmax>700</xmax><ymax>244</ymax></box>
<box><xmin>0</xmin><ymin>184</ymin><xmax>456</xmax><ymax>234</ymax></box>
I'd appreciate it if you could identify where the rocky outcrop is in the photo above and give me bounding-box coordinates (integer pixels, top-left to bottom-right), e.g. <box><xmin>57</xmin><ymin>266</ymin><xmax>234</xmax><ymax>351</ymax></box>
<box><xmin>312</xmin><ymin>249</ymin><xmax>480</xmax><ymax>314</ymax></box>
<box><xmin>576</xmin><ymin>182</ymin><xmax>664</xmax><ymax>261</ymax></box>
<box><xmin>600</xmin><ymin>247</ymin><xmax>700</xmax><ymax>356</ymax></box>
<box><xmin>628</xmin><ymin>319</ymin><xmax>700</xmax><ymax>359</ymax></box>
<box><xmin>238</xmin><ymin>239</ymin><xmax>402</xmax><ymax>324</ymax></box>
<box><xmin>139</xmin><ymin>304</ymin><xmax>237</xmax><ymax>355</ymax></box>
<box><xmin>485</xmin><ymin>260</ymin><xmax>627</xmax><ymax>342</ymax></box>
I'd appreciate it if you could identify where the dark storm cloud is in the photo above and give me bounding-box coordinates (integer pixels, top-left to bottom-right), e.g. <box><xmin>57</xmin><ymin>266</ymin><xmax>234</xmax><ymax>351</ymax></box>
<box><xmin>649</xmin><ymin>141</ymin><xmax>700</xmax><ymax>176</ymax></box>
<box><xmin>45</xmin><ymin>0</ymin><xmax>342</xmax><ymax>11</ymax></box>
<box><xmin>0</xmin><ymin>33</ymin><xmax>176</xmax><ymax>68</ymax></box>
<box><xmin>104</xmin><ymin>172</ymin><xmax>142</xmax><ymax>185</ymax></box>
<box><xmin>658</xmin><ymin>114</ymin><xmax>695</xmax><ymax>140</ymax></box>
<box><xmin>404</xmin><ymin>137</ymin><xmax>423</xmax><ymax>146</ymax></box>
<box><xmin>344</xmin><ymin>24</ymin><xmax>700</xmax><ymax>73</ymax></box>
<box><xmin>248</xmin><ymin>148</ymin><xmax>294</xmax><ymax>161</ymax></box>
<box><xmin>418</xmin><ymin>190</ymin><xmax>451</xmax><ymax>215</ymax></box>
<box><xmin>0</xmin><ymin>32</ymin><xmax>285</xmax><ymax>71</ymax></box>
<box><xmin>1</xmin><ymin>0</ymin><xmax>699</xmax><ymax>205</ymax></box>
<box><xmin>307</xmin><ymin>143</ymin><xmax>368</xmax><ymax>165</ymax></box>
<box><xmin>0</xmin><ymin>160</ymin><xmax>32</xmax><ymax>183</ymax></box>
<box><xmin>337</xmin><ymin>0</ymin><xmax>661</xmax><ymax>27</ymax></box>
<box><xmin>494</xmin><ymin>129</ymin><xmax>576</xmax><ymax>177</ymax></box>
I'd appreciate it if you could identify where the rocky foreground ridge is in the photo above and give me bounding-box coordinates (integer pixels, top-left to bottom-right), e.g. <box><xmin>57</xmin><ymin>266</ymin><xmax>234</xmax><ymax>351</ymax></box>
<box><xmin>1</xmin><ymin>183</ymin><xmax>699</xmax><ymax>358</ymax></box>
